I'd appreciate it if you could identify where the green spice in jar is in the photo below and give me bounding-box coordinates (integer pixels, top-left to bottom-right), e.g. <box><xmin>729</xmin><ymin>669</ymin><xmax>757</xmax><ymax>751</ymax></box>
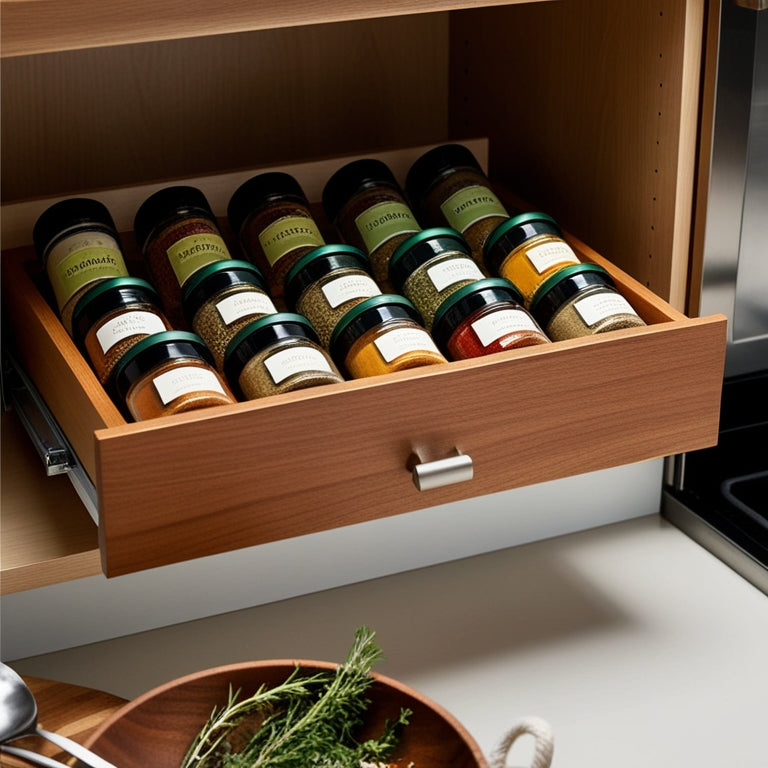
<box><xmin>530</xmin><ymin>263</ymin><xmax>646</xmax><ymax>341</ymax></box>
<box><xmin>182</xmin><ymin>260</ymin><xmax>277</xmax><ymax>371</ymax></box>
<box><xmin>72</xmin><ymin>277</ymin><xmax>172</xmax><ymax>393</ymax></box>
<box><xmin>405</xmin><ymin>144</ymin><xmax>510</xmax><ymax>266</ymax></box>
<box><xmin>388</xmin><ymin>227</ymin><xmax>485</xmax><ymax>330</ymax></box>
<box><xmin>483</xmin><ymin>212</ymin><xmax>582</xmax><ymax>306</ymax></box>
<box><xmin>283</xmin><ymin>244</ymin><xmax>381</xmax><ymax>349</ymax></box>
<box><xmin>33</xmin><ymin>198</ymin><xmax>130</xmax><ymax>335</ymax></box>
<box><xmin>322</xmin><ymin>158</ymin><xmax>421</xmax><ymax>292</ymax></box>
<box><xmin>133</xmin><ymin>186</ymin><xmax>232</xmax><ymax>326</ymax></box>
<box><xmin>227</xmin><ymin>172</ymin><xmax>325</xmax><ymax>298</ymax></box>
<box><xmin>224</xmin><ymin>313</ymin><xmax>344</xmax><ymax>401</ymax></box>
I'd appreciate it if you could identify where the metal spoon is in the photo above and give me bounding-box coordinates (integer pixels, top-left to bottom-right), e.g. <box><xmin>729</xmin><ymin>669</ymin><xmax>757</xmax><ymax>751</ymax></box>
<box><xmin>0</xmin><ymin>663</ymin><xmax>118</xmax><ymax>768</ymax></box>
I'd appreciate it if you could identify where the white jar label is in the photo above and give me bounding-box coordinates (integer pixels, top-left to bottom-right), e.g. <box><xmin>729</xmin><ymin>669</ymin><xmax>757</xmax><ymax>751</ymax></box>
<box><xmin>574</xmin><ymin>292</ymin><xmax>639</xmax><ymax>326</ymax></box>
<box><xmin>471</xmin><ymin>308</ymin><xmax>542</xmax><ymax>347</ymax></box>
<box><xmin>216</xmin><ymin>292</ymin><xmax>276</xmax><ymax>325</ymax></box>
<box><xmin>374</xmin><ymin>326</ymin><xmax>440</xmax><ymax>363</ymax></box>
<box><xmin>264</xmin><ymin>346</ymin><xmax>333</xmax><ymax>384</ymax></box>
<box><xmin>525</xmin><ymin>241</ymin><xmax>580</xmax><ymax>274</ymax></box>
<box><xmin>96</xmin><ymin>310</ymin><xmax>167</xmax><ymax>354</ymax></box>
<box><xmin>152</xmin><ymin>366</ymin><xmax>226</xmax><ymax>405</ymax></box>
<box><xmin>426</xmin><ymin>257</ymin><xmax>484</xmax><ymax>291</ymax></box>
<box><xmin>322</xmin><ymin>274</ymin><xmax>381</xmax><ymax>309</ymax></box>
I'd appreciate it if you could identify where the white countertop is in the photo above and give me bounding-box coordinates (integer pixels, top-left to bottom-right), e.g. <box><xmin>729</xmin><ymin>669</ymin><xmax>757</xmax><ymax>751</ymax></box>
<box><xmin>9</xmin><ymin>515</ymin><xmax>768</xmax><ymax>768</ymax></box>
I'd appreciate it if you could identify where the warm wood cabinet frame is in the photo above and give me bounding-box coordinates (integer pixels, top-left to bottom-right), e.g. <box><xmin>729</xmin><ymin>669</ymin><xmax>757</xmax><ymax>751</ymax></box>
<box><xmin>1</xmin><ymin>0</ymin><xmax>726</xmax><ymax>588</ymax></box>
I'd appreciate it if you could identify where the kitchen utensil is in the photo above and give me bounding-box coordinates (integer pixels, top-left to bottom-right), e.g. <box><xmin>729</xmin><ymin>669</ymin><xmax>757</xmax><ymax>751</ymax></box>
<box><xmin>1</xmin><ymin>743</ymin><xmax>72</xmax><ymax>768</ymax></box>
<box><xmin>0</xmin><ymin>663</ymin><xmax>118</xmax><ymax>768</ymax></box>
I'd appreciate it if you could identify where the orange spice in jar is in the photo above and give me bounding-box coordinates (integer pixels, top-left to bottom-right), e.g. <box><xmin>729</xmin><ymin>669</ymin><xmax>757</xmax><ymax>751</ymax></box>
<box><xmin>483</xmin><ymin>212</ymin><xmax>581</xmax><ymax>307</ymax></box>
<box><xmin>113</xmin><ymin>331</ymin><xmax>236</xmax><ymax>421</ymax></box>
<box><xmin>72</xmin><ymin>277</ymin><xmax>172</xmax><ymax>394</ymax></box>
<box><xmin>227</xmin><ymin>172</ymin><xmax>326</xmax><ymax>298</ymax></box>
<box><xmin>329</xmin><ymin>295</ymin><xmax>446</xmax><ymax>379</ymax></box>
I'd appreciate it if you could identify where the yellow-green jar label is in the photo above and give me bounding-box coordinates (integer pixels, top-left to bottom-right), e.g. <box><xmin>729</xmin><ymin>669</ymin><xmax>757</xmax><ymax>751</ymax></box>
<box><xmin>440</xmin><ymin>184</ymin><xmax>508</xmax><ymax>233</ymax></box>
<box><xmin>167</xmin><ymin>233</ymin><xmax>230</xmax><ymax>286</ymax></box>
<box><xmin>259</xmin><ymin>215</ymin><xmax>324</xmax><ymax>267</ymax></box>
<box><xmin>46</xmin><ymin>232</ymin><xmax>128</xmax><ymax>312</ymax></box>
<box><xmin>355</xmin><ymin>201</ymin><xmax>420</xmax><ymax>255</ymax></box>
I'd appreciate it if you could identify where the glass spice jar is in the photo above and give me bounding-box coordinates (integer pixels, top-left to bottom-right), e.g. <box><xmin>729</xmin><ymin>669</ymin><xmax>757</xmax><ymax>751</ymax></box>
<box><xmin>227</xmin><ymin>172</ymin><xmax>326</xmax><ymax>298</ymax></box>
<box><xmin>321</xmin><ymin>158</ymin><xmax>421</xmax><ymax>292</ymax></box>
<box><xmin>72</xmin><ymin>277</ymin><xmax>172</xmax><ymax>393</ymax></box>
<box><xmin>483</xmin><ymin>211</ymin><xmax>582</xmax><ymax>307</ymax></box>
<box><xmin>388</xmin><ymin>227</ymin><xmax>485</xmax><ymax>330</ymax></box>
<box><xmin>32</xmin><ymin>197</ymin><xmax>130</xmax><ymax>335</ymax></box>
<box><xmin>113</xmin><ymin>331</ymin><xmax>236</xmax><ymax>421</ymax></box>
<box><xmin>133</xmin><ymin>186</ymin><xmax>232</xmax><ymax>326</ymax></box>
<box><xmin>283</xmin><ymin>244</ymin><xmax>381</xmax><ymax>349</ymax></box>
<box><xmin>432</xmin><ymin>277</ymin><xmax>550</xmax><ymax>361</ymax></box>
<box><xmin>404</xmin><ymin>144</ymin><xmax>510</xmax><ymax>266</ymax></box>
<box><xmin>529</xmin><ymin>263</ymin><xmax>646</xmax><ymax>341</ymax></box>
<box><xmin>182</xmin><ymin>259</ymin><xmax>277</xmax><ymax>371</ymax></box>
<box><xmin>329</xmin><ymin>295</ymin><xmax>447</xmax><ymax>379</ymax></box>
<box><xmin>223</xmin><ymin>313</ymin><xmax>344</xmax><ymax>401</ymax></box>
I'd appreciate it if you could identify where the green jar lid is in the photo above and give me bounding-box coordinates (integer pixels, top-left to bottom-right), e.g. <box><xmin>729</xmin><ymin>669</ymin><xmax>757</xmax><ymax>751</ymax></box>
<box><xmin>431</xmin><ymin>277</ymin><xmax>525</xmax><ymax>353</ymax></box>
<box><xmin>181</xmin><ymin>259</ymin><xmax>269</xmax><ymax>326</ymax></box>
<box><xmin>529</xmin><ymin>263</ymin><xmax>615</xmax><ymax>328</ymax></box>
<box><xmin>388</xmin><ymin>227</ymin><xmax>471</xmax><ymax>292</ymax></box>
<box><xmin>483</xmin><ymin>211</ymin><xmax>562</xmax><ymax>275</ymax></box>
<box><xmin>283</xmin><ymin>244</ymin><xmax>372</xmax><ymax>310</ymax></box>
<box><xmin>329</xmin><ymin>294</ymin><xmax>423</xmax><ymax>364</ymax></box>
<box><xmin>113</xmin><ymin>330</ymin><xmax>214</xmax><ymax>401</ymax></box>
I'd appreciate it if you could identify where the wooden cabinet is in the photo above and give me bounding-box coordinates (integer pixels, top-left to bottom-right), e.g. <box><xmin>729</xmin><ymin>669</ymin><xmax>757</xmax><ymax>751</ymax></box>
<box><xmin>0</xmin><ymin>0</ymin><xmax>726</xmax><ymax>590</ymax></box>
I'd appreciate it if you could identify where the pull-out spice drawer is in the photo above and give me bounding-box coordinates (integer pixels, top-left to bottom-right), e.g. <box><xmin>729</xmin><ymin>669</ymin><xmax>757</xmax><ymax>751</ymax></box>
<box><xmin>1</xmin><ymin>158</ymin><xmax>727</xmax><ymax>579</ymax></box>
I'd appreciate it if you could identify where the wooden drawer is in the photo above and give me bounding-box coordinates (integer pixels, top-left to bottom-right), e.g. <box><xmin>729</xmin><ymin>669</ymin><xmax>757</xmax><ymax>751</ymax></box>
<box><xmin>1</xmin><ymin>149</ymin><xmax>727</xmax><ymax>578</ymax></box>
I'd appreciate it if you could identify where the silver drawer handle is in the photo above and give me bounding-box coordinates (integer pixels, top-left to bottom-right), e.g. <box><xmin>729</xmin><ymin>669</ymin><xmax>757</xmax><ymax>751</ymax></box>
<box><xmin>410</xmin><ymin>451</ymin><xmax>474</xmax><ymax>491</ymax></box>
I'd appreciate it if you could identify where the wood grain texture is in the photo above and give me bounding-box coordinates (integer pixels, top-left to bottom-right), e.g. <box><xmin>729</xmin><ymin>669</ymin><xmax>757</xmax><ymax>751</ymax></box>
<box><xmin>0</xmin><ymin>676</ymin><xmax>126</xmax><ymax>768</ymax></box>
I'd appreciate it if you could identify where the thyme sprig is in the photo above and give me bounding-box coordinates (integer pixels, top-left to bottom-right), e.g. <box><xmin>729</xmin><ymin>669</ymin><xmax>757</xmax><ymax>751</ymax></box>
<box><xmin>180</xmin><ymin>627</ymin><xmax>412</xmax><ymax>768</ymax></box>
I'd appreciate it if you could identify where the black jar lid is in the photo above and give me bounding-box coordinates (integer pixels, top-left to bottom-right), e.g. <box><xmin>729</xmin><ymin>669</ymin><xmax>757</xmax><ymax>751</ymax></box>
<box><xmin>133</xmin><ymin>186</ymin><xmax>216</xmax><ymax>251</ymax></box>
<box><xmin>33</xmin><ymin>198</ymin><xmax>119</xmax><ymax>262</ymax></box>
<box><xmin>321</xmin><ymin>158</ymin><xmax>402</xmax><ymax>224</ymax></box>
<box><xmin>72</xmin><ymin>276</ymin><xmax>163</xmax><ymax>347</ymax></box>
<box><xmin>404</xmin><ymin>144</ymin><xmax>484</xmax><ymax>208</ymax></box>
<box><xmin>388</xmin><ymin>227</ymin><xmax>472</xmax><ymax>292</ymax></box>
<box><xmin>223</xmin><ymin>312</ymin><xmax>320</xmax><ymax>390</ymax></box>
<box><xmin>181</xmin><ymin>259</ymin><xmax>270</xmax><ymax>326</ymax></box>
<box><xmin>529</xmin><ymin>263</ymin><xmax>615</xmax><ymax>328</ymax></box>
<box><xmin>431</xmin><ymin>277</ymin><xmax>525</xmax><ymax>353</ymax></box>
<box><xmin>329</xmin><ymin>294</ymin><xmax>423</xmax><ymax>364</ymax></box>
<box><xmin>483</xmin><ymin>211</ymin><xmax>563</xmax><ymax>275</ymax></box>
<box><xmin>227</xmin><ymin>172</ymin><xmax>310</xmax><ymax>236</ymax></box>
<box><xmin>283</xmin><ymin>244</ymin><xmax>372</xmax><ymax>310</ymax></box>
<box><xmin>113</xmin><ymin>330</ymin><xmax>214</xmax><ymax>401</ymax></box>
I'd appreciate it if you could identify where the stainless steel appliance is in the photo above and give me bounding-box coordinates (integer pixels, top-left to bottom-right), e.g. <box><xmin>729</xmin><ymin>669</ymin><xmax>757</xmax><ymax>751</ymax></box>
<box><xmin>664</xmin><ymin>0</ymin><xmax>768</xmax><ymax>593</ymax></box>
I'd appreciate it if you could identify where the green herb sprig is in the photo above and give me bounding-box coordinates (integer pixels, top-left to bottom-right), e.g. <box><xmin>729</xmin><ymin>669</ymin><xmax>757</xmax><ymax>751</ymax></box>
<box><xmin>180</xmin><ymin>626</ymin><xmax>412</xmax><ymax>768</ymax></box>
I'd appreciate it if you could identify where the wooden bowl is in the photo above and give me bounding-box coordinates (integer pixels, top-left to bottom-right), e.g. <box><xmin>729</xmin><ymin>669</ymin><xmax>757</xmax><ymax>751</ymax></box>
<box><xmin>82</xmin><ymin>660</ymin><xmax>489</xmax><ymax>768</ymax></box>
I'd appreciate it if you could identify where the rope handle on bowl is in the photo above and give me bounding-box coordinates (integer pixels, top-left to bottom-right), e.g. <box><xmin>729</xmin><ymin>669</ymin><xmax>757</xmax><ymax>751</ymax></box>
<box><xmin>489</xmin><ymin>715</ymin><xmax>554</xmax><ymax>768</ymax></box>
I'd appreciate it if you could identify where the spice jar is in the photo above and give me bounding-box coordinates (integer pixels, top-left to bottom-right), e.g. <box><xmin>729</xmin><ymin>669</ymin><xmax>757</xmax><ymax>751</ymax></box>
<box><xmin>321</xmin><ymin>158</ymin><xmax>421</xmax><ymax>292</ymax></box>
<box><xmin>133</xmin><ymin>186</ymin><xmax>232</xmax><ymax>326</ymax></box>
<box><xmin>329</xmin><ymin>295</ymin><xmax>446</xmax><ymax>379</ymax></box>
<box><xmin>72</xmin><ymin>277</ymin><xmax>172</xmax><ymax>392</ymax></box>
<box><xmin>530</xmin><ymin>263</ymin><xmax>646</xmax><ymax>341</ymax></box>
<box><xmin>404</xmin><ymin>144</ymin><xmax>509</xmax><ymax>266</ymax></box>
<box><xmin>388</xmin><ymin>227</ymin><xmax>485</xmax><ymax>330</ymax></box>
<box><xmin>432</xmin><ymin>277</ymin><xmax>550</xmax><ymax>361</ymax></box>
<box><xmin>483</xmin><ymin>211</ymin><xmax>582</xmax><ymax>306</ymax></box>
<box><xmin>182</xmin><ymin>259</ymin><xmax>277</xmax><ymax>371</ymax></box>
<box><xmin>223</xmin><ymin>313</ymin><xmax>344</xmax><ymax>401</ymax></box>
<box><xmin>32</xmin><ymin>198</ymin><xmax>130</xmax><ymax>335</ymax></box>
<box><xmin>227</xmin><ymin>172</ymin><xmax>325</xmax><ymax>298</ymax></box>
<box><xmin>113</xmin><ymin>331</ymin><xmax>236</xmax><ymax>421</ymax></box>
<box><xmin>283</xmin><ymin>244</ymin><xmax>381</xmax><ymax>348</ymax></box>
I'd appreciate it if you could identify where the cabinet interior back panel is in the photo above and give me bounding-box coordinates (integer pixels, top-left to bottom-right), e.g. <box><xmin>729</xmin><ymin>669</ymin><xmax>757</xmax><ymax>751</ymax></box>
<box><xmin>0</xmin><ymin>14</ymin><xmax>450</xmax><ymax>202</ymax></box>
